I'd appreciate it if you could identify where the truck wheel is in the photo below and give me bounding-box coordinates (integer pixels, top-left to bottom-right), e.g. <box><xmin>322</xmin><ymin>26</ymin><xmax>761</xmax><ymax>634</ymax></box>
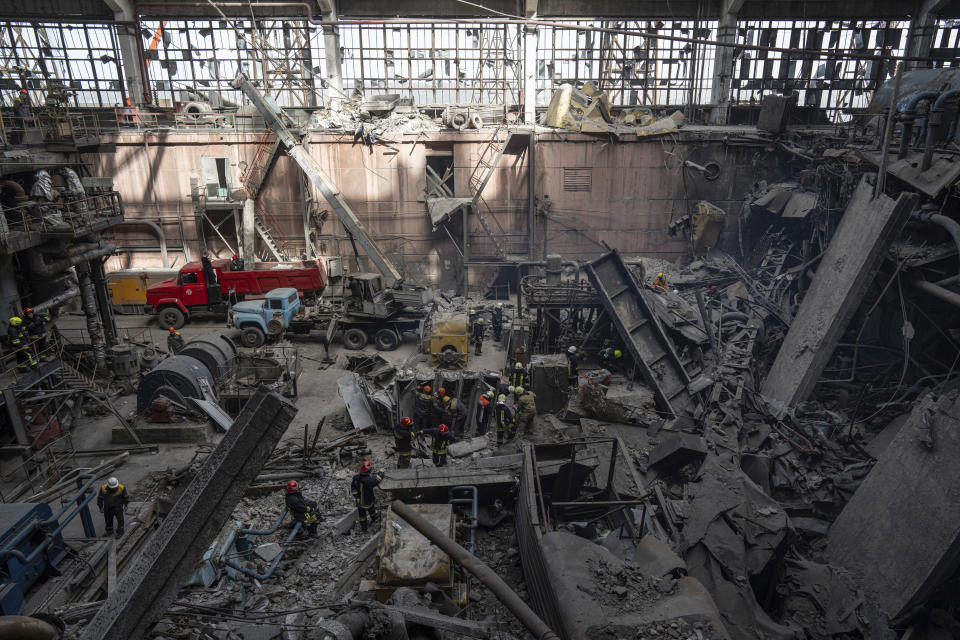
<box><xmin>159</xmin><ymin>307</ymin><xmax>185</xmax><ymax>330</ymax></box>
<box><xmin>241</xmin><ymin>327</ymin><xmax>266</xmax><ymax>348</ymax></box>
<box><xmin>374</xmin><ymin>328</ymin><xmax>400</xmax><ymax>351</ymax></box>
<box><xmin>343</xmin><ymin>328</ymin><xmax>368</xmax><ymax>350</ymax></box>
<box><xmin>266</xmin><ymin>318</ymin><xmax>284</xmax><ymax>336</ymax></box>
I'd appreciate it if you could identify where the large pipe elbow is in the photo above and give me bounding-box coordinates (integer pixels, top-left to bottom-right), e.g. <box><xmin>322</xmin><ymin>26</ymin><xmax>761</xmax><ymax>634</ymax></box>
<box><xmin>0</xmin><ymin>180</ymin><xmax>27</xmax><ymax>201</ymax></box>
<box><xmin>926</xmin><ymin>214</ymin><xmax>960</xmax><ymax>280</ymax></box>
<box><xmin>114</xmin><ymin>219</ymin><xmax>169</xmax><ymax>268</ymax></box>
<box><xmin>23</xmin><ymin>241</ymin><xmax>116</xmax><ymax>278</ymax></box>
<box><xmin>898</xmin><ymin>90</ymin><xmax>940</xmax><ymax>159</ymax></box>
<box><xmin>0</xmin><ymin>616</ymin><xmax>60</xmax><ymax>640</ymax></box>
<box><xmin>921</xmin><ymin>89</ymin><xmax>960</xmax><ymax>170</ymax></box>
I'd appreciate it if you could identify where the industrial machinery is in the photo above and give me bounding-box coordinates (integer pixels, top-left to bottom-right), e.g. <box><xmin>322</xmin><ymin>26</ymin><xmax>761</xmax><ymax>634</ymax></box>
<box><xmin>424</xmin><ymin>313</ymin><xmax>470</xmax><ymax>368</ymax></box>
<box><xmin>136</xmin><ymin>335</ymin><xmax>236</xmax><ymax>412</ymax></box>
<box><xmin>0</xmin><ymin>479</ymin><xmax>98</xmax><ymax>615</ymax></box>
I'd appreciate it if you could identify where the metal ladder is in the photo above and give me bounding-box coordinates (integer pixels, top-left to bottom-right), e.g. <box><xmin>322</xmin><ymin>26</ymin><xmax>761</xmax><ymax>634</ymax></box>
<box><xmin>253</xmin><ymin>200</ymin><xmax>291</xmax><ymax>261</ymax></box>
<box><xmin>466</xmin><ymin>124</ymin><xmax>514</xmax><ymax>258</ymax></box>
<box><xmin>244</xmin><ymin>130</ymin><xmax>281</xmax><ymax>198</ymax></box>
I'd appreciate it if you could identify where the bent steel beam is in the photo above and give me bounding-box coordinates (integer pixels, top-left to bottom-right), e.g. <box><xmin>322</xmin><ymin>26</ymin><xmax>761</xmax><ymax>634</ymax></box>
<box><xmin>79</xmin><ymin>387</ymin><xmax>297</xmax><ymax>640</ymax></box>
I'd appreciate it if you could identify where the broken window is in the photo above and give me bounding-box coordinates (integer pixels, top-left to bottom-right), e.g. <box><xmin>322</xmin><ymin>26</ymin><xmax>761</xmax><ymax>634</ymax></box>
<box><xmin>200</xmin><ymin>156</ymin><xmax>232</xmax><ymax>199</ymax></box>
<box><xmin>426</xmin><ymin>150</ymin><xmax>455</xmax><ymax>197</ymax></box>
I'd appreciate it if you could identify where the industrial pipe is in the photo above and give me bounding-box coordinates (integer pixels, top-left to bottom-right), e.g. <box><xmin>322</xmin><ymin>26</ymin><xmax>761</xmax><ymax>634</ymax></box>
<box><xmin>33</xmin><ymin>286</ymin><xmax>80</xmax><ymax>314</ymax></box>
<box><xmin>390</xmin><ymin>499</ymin><xmax>560</xmax><ymax>640</ymax></box>
<box><xmin>0</xmin><ymin>180</ymin><xmax>27</xmax><ymax>201</ymax></box>
<box><xmin>449</xmin><ymin>485</ymin><xmax>478</xmax><ymax>554</ymax></box>
<box><xmin>239</xmin><ymin>508</ymin><xmax>288</xmax><ymax>535</ymax></box>
<box><xmin>225</xmin><ymin>521</ymin><xmax>301</xmax><ymax>580</ymax></box>
<box><xmin>22</xmin><ymin>241</ymin><xmax>116</xmax><ymax>278</ymax></box>
<box><xmin>78</xmin><ymin>267</ymin><xmax>107</xmax><ymax>368</ymax></box>
<box><xmin>114</xmin><ymin>220</ymin><xmax>169</xmax><ymax>268</ymax></box>
<box><xmin>898</xmin><ymin>91</ymin><xmax>940</xmax><ymax>159</ymax></box>
<box><xmin>924</xmin><ymin>213</ymin><xmax>960</xmax><ymax>280</ymax></box>
<box><xmin>913</xmin><ymin>279</ymin><xmax>960</xmax><ymax>309</ymax></box>
<box><xmin>0</xmin><ymin>616</ymin><xmax>60</xmax><ymax>640</ymax></box>
<box><xmin>921</xmin><ymin>89</ymin><xmax>960</xmax><ymax>171</ymax></box>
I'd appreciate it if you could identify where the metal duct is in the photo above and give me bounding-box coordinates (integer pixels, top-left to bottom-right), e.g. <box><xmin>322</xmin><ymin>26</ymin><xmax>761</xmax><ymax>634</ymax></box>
<box><xmin>23</xmin><ymin>241</ymin><xmax>116</xmax><ymax>278</ymax></box>
<box><xmin>179</xmin><ymin>335</ymin><xmax>237</xmax><ymax>383</ymax></box>
<box><xmin>137</xmin><ymin>355</ymin><xmax>214</xmax><ymax>412</ymax></box>
<box><xmin>33</xmin><ymin>286</ymin><xmax>80</xmax><ymax>313</ymax></box>
<box><xmin>114</xmin><ymin>220</ymin><xmax>169</xmax><ymax>268</ymax></box>
<box><xmin>0</xmin><ymin>616</ymin><xmax>60</xmax><ymax>640</ymax></box>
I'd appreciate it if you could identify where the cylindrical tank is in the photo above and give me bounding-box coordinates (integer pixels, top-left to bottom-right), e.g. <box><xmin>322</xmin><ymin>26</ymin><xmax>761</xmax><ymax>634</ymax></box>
<box><xmin>179</xmin><ymin>335</ymin><xmax>237</xmax><ymax>383</ymax></box>
<box><xmin>137</xmin><ymin>355</ymin><xmax>213</xmax><ymax>412</ymax></box>
<box><xmin>108</xmin><ymin>344</ymin><xmax>139</xmax><ymax>378</ymax></box>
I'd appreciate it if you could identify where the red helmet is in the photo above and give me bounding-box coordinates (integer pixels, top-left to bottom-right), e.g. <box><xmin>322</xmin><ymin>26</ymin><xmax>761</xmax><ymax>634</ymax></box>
<box><xmin>168</xmin><ymin>326</ymin><xmax>176</xmax><ymax>333</ymax></box>
<box><xmin>437</xmin><ymin>387</ymin><xmax>446</xmax><ymax>396</ymax></box>
<box><xmin>23</xmin><ymin>307</ymin><xmax>32</xmax><ymax>314</ymax></box>
<box><xmin>360</xmin><ymin>460</ymin><xmax>372</xmax><ymax>472</ymax></box>
<box><xmin>400</xmin><ymin>417</ymin><xmax>413</xmax><ymax>427</ymax></box>
<box><xmin>422</xmin><ymin>385</ymin><xmax>431</xmax><ymax>393</ymax></box>
<box><xmin>438</xmin><ymin>423</ymin><xmax>449</xmax><ymax>434</ymax></box>
<box><xmin>710</xmin><ymin>285</ymin><xmax>718</xmax><ymax>291</ymax></box>
<box><xmin>286</xmin><ymin>480</ymin><xmax>299</xmax><ymax>494</ymax></box>
<box><xmin>233</xmin><ymin>254</ymin><xmax>239</xmax><ymax>260</ymax></box>
<box><xmin>19</xmin><ymin>89</ymin><xmax>27</xmax><ymax>94</ymax></box>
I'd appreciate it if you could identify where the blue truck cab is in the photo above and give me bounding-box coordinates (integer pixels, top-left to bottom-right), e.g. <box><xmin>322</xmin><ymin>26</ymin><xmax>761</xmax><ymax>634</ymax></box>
<box><xmin>230</xmin><ymin>287</ymin><xmax>301</xmax><ymax>347</ymax></box>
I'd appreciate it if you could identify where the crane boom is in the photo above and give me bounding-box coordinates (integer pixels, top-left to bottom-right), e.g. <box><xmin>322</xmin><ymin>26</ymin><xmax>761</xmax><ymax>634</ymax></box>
<box><xmin>232</xmin><ymin>73</ymin><xmax>403</xmax><ymax>287</ymax></box>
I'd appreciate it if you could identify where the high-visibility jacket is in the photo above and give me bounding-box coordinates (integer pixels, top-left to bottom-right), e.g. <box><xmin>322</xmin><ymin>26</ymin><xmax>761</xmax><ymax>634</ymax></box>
<box><xmin>394</xmin><ymin>424</ymin><xmax>415</xmax><ymax>453</ymax></box>
<box><xmin>286</xmin><ymin>491</ymin><xmax>319</xmax><ymax>524</ymax></box>
<box><xmin>422</xmin><ymin>427</ymin><xmax>455</xmax><ymax>455</ymax></box>
<box><xmin>495</xmin><ymin>403</ymin><xmax>513</xmax><ymax>431</ymax></box>
<box><xmin>97</xmin><ymin>484</ymin><xmax>129</xmax><ymax>510</ymax></box>
<box><xmin>509</xmin><ymin>369</ymin><xmax>529</xmax><ymax>388</ymax></box>
<box><xmin>351</xmin><ymin>470</ymin><xmax>383</xmax><ymax>508</ymax></box>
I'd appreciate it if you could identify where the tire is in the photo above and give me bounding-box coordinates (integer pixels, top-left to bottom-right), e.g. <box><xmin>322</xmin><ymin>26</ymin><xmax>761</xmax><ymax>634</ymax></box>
<box><xmin>374</xmin><ymin>328</ymin><xmax>400</xmax><ymax>351</ymax></box>
<box><xmin>343</xmin><ymin>327</ymin><xmax>368</xmax><ymax>350</ymax></box>
<box><xmin>241</xmin><ymin>326</ymin><xmax>266</xmax><ymax>348</ymax></box>
<box><xmin>159</xmin><ymin>307</ymin><xmax>185</xmax><ymax>330</ymax></box>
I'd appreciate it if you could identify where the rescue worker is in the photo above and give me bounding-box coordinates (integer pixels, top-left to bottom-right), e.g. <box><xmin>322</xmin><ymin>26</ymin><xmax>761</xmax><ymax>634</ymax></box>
<box><xmin>475</xmin><ymin>390</ymin><xmax>494</xmax><ymax>436</ymax></box>
<box><xmin>7</xmin><ymin>316</ymin><xmax>36</xmax><ymax>371</ymax></box>
<box><xmin>14</xmin><ymin>89</ymin><xmax>33</xmax><ymax>125</ymax></box>
<box><xmin>200</xmin><ymin>252</ymin><xmax>221</xmax><ymax>304</ymax></box>
<box><xmin>23</xmin><ymin>307</ymin><xmax>51</xmax><ymax>361</ymax></box>
<box><xmin>97</xmin><ymin>476</ymin><xmax>129</xmax><ymax>538</ymax></box>
<box><xmin>167</xmin><ymin>326</ymin><xmax>185</xmax><ymax>355</ymax></box>
<box><xmin>285</xmin><ymin>480</ymin><xmax>320</xmax><ymax>536</ymax></box>
<box><xmin>471</xmin><ymin>317</ymin><xmax>485</xmax><ymax>355</ymax></box>
<box><xmin>230</xmin><ymin>254</ymin><xmax>245</xmax><ymax>271</ymax></box>
<box><xmin>413</xmin><ymin>384</ymin><xmax>434</xmax><ymax>430</ymax></box>
<box><xmin>599</xmin><ymin>347</ymin><xmax>623</xmax><ymax>370</ymax></box>
<box><xmin>422</xmin><ymin>423</ymin><xmax>455</xmax><ymax>467</ymax></box>
<box><xmin>704</xmin><ymin>285</ymin><xmax>719</xmax><ymax>304</ymax></box>
<box><xmin>431</xmin><ymin>387</ymin><xmax>447</xmax><ymax>427</ymax></box>
<box><xmin>350</xmin><ymin>461</ymin><xmax>384</xmax><ymax>532</ymax></box>
<box><xmin>491</xmin><ymin>303</ymin><xmax>504</xmax><ymax>341</ymax></box>
<box><xmin>566</xmin><ymin>345</ymin><xmax>579</xmax><ymax>390</ymax></box>
<box><xmin>494</xmin><ymin>394</ymin><xmax>514</xmax><ymax>446</ymax></box>
<box><xmin>509</xmin><ymin>361</ymin><xmax>529</xmax><ymax>390</ymax></box>
<box><xmin>441</xmin><ymin>394</ymin><xmax>468</xmax><ymax>436</ymax></box>
<box><xmin>653</xmin><ymin>272</ymin><xmax>668</xmax><ymax>292</ymax></box>
<box><xmin>394</xmin><ymin>416</ymin><xmax>416</xmax><ymax>469</ymax></box>
<box><xmin>507</xmin><ymin>385</ymin><xmax>517</xmax><ymax>404</ymax></box>
<box><xmin>496</xmin><ymin>378</ymin><xmax>510</xmax><ymax>398</ymax></box>
<box><xmin>515</xmin><ymin>387</ymin><xmax>538</xmax><ymax>436</ymax></box>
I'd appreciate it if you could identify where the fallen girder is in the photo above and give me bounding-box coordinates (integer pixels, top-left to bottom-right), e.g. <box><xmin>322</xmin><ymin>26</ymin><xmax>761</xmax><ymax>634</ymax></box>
<box><xmin>78</xmin><ymin>387</ymin><xmax>298</xmax><ymax>640</ymax></box>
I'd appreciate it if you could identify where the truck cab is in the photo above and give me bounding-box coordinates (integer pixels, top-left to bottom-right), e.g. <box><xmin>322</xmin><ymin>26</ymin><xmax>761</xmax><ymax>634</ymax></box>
<box><xmin>230</xmin><ymin>287</ymin><xmax>301</xmax><ymax>347</ymax></box>
<box><xmin>344</xmin><ymin>272</ymin><xmax>405</xmax><ymax>318</ymax></box>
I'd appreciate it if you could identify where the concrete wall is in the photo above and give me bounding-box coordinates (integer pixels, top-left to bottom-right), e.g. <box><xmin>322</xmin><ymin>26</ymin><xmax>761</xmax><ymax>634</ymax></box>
<box><xmin>86</xmin><ymin>127</ymin><xmax>781</xmax><ymax>285</ymax></box>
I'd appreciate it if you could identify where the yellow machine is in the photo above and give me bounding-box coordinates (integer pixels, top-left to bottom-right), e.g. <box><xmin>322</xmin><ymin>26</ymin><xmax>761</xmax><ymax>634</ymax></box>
<box><xmin>107</xmin><ymin>268</ymin><xmax>179</xmax><ymax>314</ymax></box>
<box><xmin>425</xmin><ymin>313</ymin><xmax>469</xmax><ymax>368</ymax></box>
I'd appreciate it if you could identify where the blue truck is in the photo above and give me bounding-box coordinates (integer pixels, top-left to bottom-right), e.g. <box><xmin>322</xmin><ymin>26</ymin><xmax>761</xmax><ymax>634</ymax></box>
<box><xmin>229</xmin><ymin>287</ymin><xmax>302</xmax><ymax>347</ymax></box>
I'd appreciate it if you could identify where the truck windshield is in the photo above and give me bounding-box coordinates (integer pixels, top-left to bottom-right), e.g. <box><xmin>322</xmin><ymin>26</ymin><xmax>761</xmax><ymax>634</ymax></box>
<box><xmin>179</xmin><ymin>272</ymin><xmax>198</xmax><ymax>285</ymax></box>
<box><xmin>270</xmin><ymin>299</ymin><xmax>283</xmax><ymax>309</ymax></box>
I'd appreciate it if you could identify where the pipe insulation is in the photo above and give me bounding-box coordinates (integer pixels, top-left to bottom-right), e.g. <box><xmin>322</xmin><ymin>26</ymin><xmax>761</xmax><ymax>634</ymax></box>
<box><xmin>928</xmin><ymin>214</ymin><xmax>960</xmax><ymax>280</ymax></box>
<box><xmin>78</xmin><ymin>268</ymin><xmax>107</xmax><ymax>368</ymax></box>
<box><xmin>33</xmin><ymin>286</ymin><xmax>80</xmax><ymax>314</ymax></box>
<box><xmin>23</xmin><ymin>241</ymin><xmax>116</xmax><ymax>278</ymax></box>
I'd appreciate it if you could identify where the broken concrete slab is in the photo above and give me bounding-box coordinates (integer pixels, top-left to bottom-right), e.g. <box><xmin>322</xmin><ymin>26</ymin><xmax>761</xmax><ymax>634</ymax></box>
<box><xmin>448</xmin><ymin>436</ymin><xmax>489</xmax><ymax>458</ymax></box>
<box><xmin>380</xmin><ymin>467</ymin><xmax>516</xmax><ymax>503</ymax></box>
<box><xmin>761</xmin><ymin>177</ymin><xmax>919</xmax><ymax>408</ymax></box>
<box><xmin>827</xmin><ymin>390</ymin><xmax>960</xmax><ymax>624</ymax></box>
<box><xmin>338</xmin><ymin>373</ymin><xmax>376</xmax><ymax>430</ymax></box>
<box><xmin>648</xmin><ymin>434</ymin><xmax>708</xmax><ymax>472</ymax></box>
<box><xmin>378</xmin><ymin>503</ymin><xmax>453</xmax><ymax>586</ymax></box>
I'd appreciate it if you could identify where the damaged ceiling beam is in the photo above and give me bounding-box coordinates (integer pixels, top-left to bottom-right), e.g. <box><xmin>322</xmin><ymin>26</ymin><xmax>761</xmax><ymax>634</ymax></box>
<box><xmin>78</xmin><ymin>388</ymin><xmax>298</xmax><ymax>640</ymax></box>
<box><xmin>760</xmin><ymin>175</ymin><xmax>919</xmax><ymax>410</ymax></box>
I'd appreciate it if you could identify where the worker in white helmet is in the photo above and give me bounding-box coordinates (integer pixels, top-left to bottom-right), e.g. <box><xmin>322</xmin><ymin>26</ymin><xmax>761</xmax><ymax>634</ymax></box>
<box><xmin>97</xmin><ymin>477</ymin><xmax>129</xmax><ymax>538</ymax></box>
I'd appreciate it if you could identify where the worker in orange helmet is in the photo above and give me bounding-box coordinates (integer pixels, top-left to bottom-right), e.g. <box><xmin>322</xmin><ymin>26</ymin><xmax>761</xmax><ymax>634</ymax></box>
<box><xmin>421</xmin><ymin>423</ymin><xmax>456</xmax><ymax>467</ymax></box>
<box><xmin>431</xmin><ymin>386</ymin><xmax>447</xmax><ymax>427</ymax></box>
<box><xmin>167</xmin><ymin>326</ymin><xmax>184</xmax><ymax>354</ymax></box>
<box><xmin>394</xmin><ymin>416</ymin><xmax>417</xmax><ymax>468</ymax></box>
<box><xmin>414</xmin><ymin>384</ymin><xmax>433</xmax><ymax>430</ymax></box>
<box><xmin>350</xmin><ymin>461</ymin><xmax>384</xmax><ymax>532</ymax></box>
<box><xmin>285</xmin><ymin>480</ymin><xmax>320</xmax><ymax>536</ymax></box>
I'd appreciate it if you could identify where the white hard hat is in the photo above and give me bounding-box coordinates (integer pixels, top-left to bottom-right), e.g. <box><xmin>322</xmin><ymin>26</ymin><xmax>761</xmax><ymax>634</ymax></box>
<box><xmin>107</xmin><ymin>477</ymin><xmax>119</xmax><ymax>488</ymax></box>
<box><xmin>496</xmin><ymin>302</ymin><xmax>503</xmax><ymax>308</ymax></box>
<box><xmin>567</xmin><ymin>346</ymin><xmax>577</xmax><ymax>354</ymax></box>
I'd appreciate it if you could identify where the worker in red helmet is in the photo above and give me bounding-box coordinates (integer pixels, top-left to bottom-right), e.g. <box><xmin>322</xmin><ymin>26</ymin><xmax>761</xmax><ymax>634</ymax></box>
<box><xmin>230</xmin><ymin>253</ymin><xmax>245</xmax><ymax>271</ymax></box>
<box><xmin>421</xmin><ymin>423</ymin><xmax>456</xmax><ymax>467</ymax></box>
<box><xmin>167</xmin><ymin>326</ymin><xmax>184</xmax><ymax>355</ymax></box>
<box><xmin>431</xmin><ymin>386</ymin><xmax>447</xmax><ymax>427</ymax></box>
<box><xmin>23</xmin><ymin>306</ymin><xmax>51</xmax><ymax>361</ymax></box>
<box><xmin>350</xmin><ymin>461</ymin><xmax>384</xmax><ymax>532</ymax></box>
<box><xmin>285</xmin><ymin>480</ymin><xmax>320</xmax><ymax>536</ymax></box>
<box><xmin>394</xmin><ymin>416</ymin><xmax>417</xmax><ymax>469</ymax></box>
